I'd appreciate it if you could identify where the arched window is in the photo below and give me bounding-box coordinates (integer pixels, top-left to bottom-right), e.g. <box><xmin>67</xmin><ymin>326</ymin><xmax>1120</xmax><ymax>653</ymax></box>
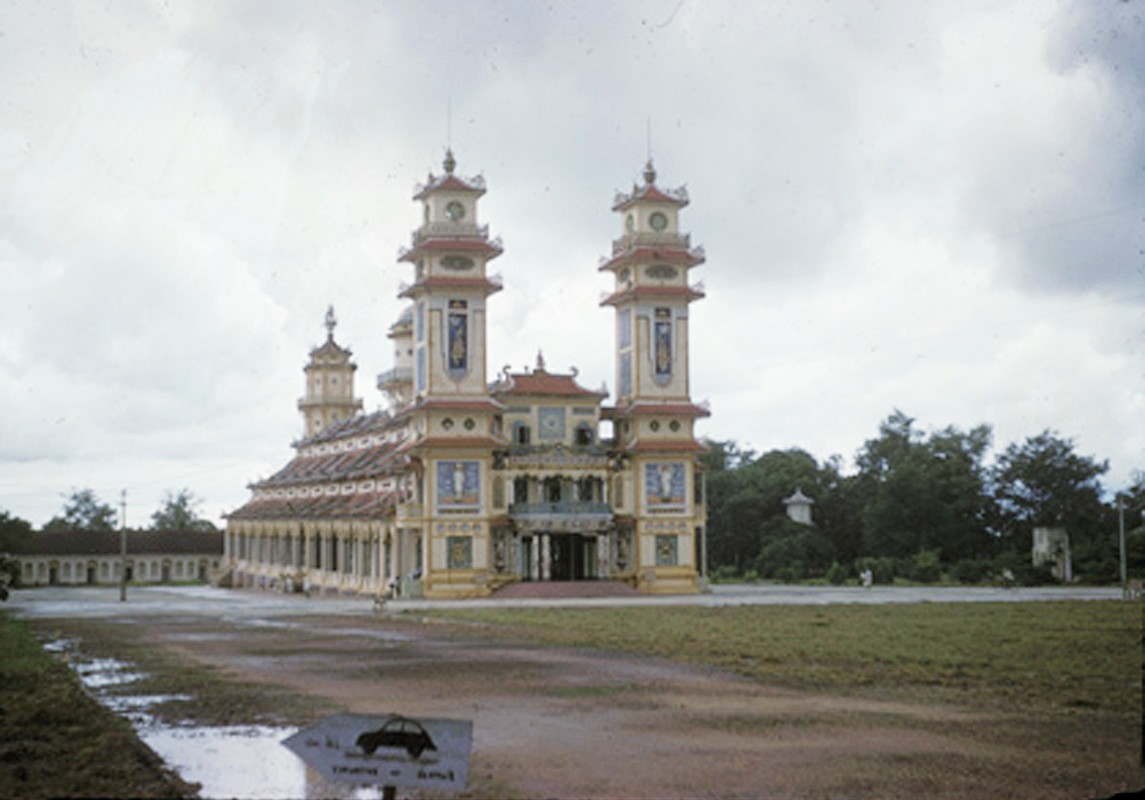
<box><xmin>574</xmin><ymin>423</ymin><xmax>594</xmax><ymax>446</ymax></box>
<box><xmin>513</xmin><ymin>422</ymin><xmax>531</xmax><ymax>445</ymax></box>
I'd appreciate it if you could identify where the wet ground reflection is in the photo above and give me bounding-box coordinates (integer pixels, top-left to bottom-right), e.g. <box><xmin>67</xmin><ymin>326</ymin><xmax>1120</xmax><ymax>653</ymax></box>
<box><xmin>46</xmin><ymin>638</ymin><xmax>382</xmax><ymax>799</ymax></box>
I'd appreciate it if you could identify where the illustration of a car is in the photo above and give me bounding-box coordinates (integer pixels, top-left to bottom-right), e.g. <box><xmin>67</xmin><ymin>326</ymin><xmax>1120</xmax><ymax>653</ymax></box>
<box><xmin>355</xmin><ymin>716</ymin><xmax>437</xmax><ymax>759</ymax></box>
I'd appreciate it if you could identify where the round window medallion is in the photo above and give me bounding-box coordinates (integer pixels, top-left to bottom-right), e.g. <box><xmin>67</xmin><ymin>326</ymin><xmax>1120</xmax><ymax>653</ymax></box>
<box><xmin>649</xmin><ymin>420</ymin><xmax>661</xmax><ymax>432</ymax></box>
<box><xmin>464</xmin><ymin>418</ymin><xmax>476</xmax><ymax>430</ymax></box>
<box><xmin>442</xmin><ymin>418</ymin><xmax>454</xmax><ymax>430</ymax></box>
<box><xmin>669</xmin><ymin>420</ymin><xmax>681</xmax><ymax>432</ymax></box>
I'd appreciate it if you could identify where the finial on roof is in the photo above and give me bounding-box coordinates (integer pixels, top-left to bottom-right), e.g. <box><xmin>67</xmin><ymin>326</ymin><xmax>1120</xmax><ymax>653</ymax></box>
<box><xmin>444</xmin><ymin>148</ymin><xmax>456</xmax><ymax>174</ymax></box>
<box><xmin>324</xmin><ymin>305</ymin><xmax>336</xmax><ymax>341</ymax></box>
<box><xmin>643</xmin><ymin>158</ymin><xmax>656</xmax><ymax>185</ymax></box>
<box><xmin>535</xmin><ymin>350</ymin><xmax>546</xmax><ymax>373</ymax></box>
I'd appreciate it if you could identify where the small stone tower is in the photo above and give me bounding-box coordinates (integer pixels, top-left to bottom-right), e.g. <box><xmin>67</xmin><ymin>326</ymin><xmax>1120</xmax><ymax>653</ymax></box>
<box><xmin>297</xmin><ymin>306</ymin><xmax>363</xmax><ymax>438</ymax></box>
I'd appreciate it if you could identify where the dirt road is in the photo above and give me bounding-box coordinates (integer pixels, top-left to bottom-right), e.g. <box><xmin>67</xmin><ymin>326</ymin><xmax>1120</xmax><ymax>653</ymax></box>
<box><xmin>12</xmin><ymin>586</ymin><xmax>1138</xmax><ymax>798</ymax></box>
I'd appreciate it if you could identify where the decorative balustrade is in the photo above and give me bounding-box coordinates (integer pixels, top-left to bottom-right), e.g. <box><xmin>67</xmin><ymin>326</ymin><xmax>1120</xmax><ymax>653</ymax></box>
<box><xmin>611</xmin><ymin>231</ymin><xmax>690</xmax><ymax>255</ymax></box>
<box><xmin>612</xmin><ymin>184</ymin><xmax>688</xmax><ymax>207</ymax></box>
<box><xmin>412</xmin><ymin>222</ymin><xmax>490</xmax><ymax>244</ymax></box>
<box><xmin>509</xmin><ymin>501</ymin><xmax>613</xmax><ymax>516</ymax></box>
<box><xmin>376</xmin><ymin>366</ymin><xmax>412</xmax><ymax>387</ymax></box>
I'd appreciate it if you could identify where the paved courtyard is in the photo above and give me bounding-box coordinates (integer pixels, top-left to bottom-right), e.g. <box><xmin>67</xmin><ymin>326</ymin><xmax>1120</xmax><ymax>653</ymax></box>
<box><xmin>7</xmin><ymin>582</ymin><xmax>1122</xmax><ymax>619</ymax></box>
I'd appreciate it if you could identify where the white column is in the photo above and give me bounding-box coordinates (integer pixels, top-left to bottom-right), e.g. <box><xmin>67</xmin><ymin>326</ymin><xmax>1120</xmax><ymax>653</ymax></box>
<box><xmin>541</xmin><ymin>534</ymin><xmax>552</xmax><ymax>581</ymax></box>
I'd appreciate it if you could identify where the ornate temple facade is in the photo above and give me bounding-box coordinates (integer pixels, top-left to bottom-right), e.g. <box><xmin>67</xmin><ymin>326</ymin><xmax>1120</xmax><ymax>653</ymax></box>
<box><xmin>225</xmin><ymin>153</ymin><xmax>709</xmax><ymax>599</ymax></box>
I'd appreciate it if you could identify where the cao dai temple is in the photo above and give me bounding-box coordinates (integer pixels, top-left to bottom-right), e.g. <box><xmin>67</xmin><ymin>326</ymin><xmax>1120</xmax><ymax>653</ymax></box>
<box><xmin>225</xmin><ymin>153</ymin><xmax>710</xmax><ymax>599</ymax></box>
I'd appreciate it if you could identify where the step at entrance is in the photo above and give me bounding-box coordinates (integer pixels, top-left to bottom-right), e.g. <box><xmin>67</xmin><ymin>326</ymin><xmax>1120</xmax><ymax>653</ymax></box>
<box><xmin>492</xmin><ymin>580</ymin><xmax>640</xmax><ymax>599</ymax></box>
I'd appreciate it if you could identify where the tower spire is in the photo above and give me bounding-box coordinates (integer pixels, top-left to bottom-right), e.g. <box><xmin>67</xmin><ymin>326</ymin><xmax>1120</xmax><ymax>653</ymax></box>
<box><xmin>643</xmin><ymin>158</ymin><xmax>657</xmax><ymax>186</ymax></box>
<box><xmin>324</xmin><ymin>305</ymin><xmax>337</xmax><ymax>342</ymax></box>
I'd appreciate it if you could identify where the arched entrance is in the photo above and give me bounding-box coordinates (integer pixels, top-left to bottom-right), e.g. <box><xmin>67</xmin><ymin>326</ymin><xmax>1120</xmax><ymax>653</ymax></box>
<box><xmin>550</xmin><ymin>534</ymin><xmax>597</xmax><ymax>581</ymax></box>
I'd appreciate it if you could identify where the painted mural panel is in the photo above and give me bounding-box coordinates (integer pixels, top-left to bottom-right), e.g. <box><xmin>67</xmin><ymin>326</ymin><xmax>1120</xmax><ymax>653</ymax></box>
<box><xmin>437</xmin><ymin>460</ymin><xmax>480</xmax><ymax>509</ymax></box>
<box><xmin>447</xmin><ymin>536</ymin><xmax>473</xmax><ymax>570</ymax></box>
<box><xmin>645</xmin><ymin>462</ymin><xmax>686</xmax><ymax>508</ymax></box>
<box><xmin>448</xmin><ymin>300</ymin><xmax>468</xmax><ymax>372</ymax></box>
<box><xmin>537</xmin><ymin>407</ymin><xmax>566</xmax><ymax>441</ymax></box>
<box><xmin>655</xmin><ymin>534</ymin><xmax>679</xmax><ymax>566</ymax></box>
<box><xmin>654</xmin><ymin>307</ymin><xmax>672</xmax><ymax>379</ymax></box>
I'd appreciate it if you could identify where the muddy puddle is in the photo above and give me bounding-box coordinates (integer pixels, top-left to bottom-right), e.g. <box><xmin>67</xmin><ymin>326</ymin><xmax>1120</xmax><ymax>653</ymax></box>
<box><xmin>44</xmin><ymin>638</ymin><xmax>383</xmax><ymax>799</ymax></box>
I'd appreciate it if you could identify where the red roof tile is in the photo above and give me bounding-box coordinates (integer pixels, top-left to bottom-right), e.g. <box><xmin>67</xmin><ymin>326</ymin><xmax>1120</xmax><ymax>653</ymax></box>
<box><xmin>493</xmin><ymin>371</ymin><xmax>606</xmax><ymax>399</ymax></box>
<box><xmin>228</xmin><ymin>491</ymin><xmax>398</xmax><ymax>521</ymax></box>
<box><xmin>609</xmin><ymin>401</ymin><xmax>711</xmax><ymax>418</ymax></box>
<box><xmin>600</xmin><ymin>284</ymin><xmax>705</xmax><ymax>306</ymax></box>
<box><xmin>622</xmin><ymin>439</ymin><xmax>709</xmax><ymax>454</ymax></box>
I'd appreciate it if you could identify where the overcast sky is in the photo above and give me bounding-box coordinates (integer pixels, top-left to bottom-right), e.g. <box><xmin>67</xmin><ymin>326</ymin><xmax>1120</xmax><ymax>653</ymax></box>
<box><xmin>1</xmin><ymin>1</ymin><xmax>1142</xmax><ymax>529</ymax></box>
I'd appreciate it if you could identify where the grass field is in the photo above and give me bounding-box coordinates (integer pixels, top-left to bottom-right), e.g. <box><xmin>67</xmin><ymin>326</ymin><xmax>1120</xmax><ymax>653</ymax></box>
<box><xmin>0</xmin><ymin>612</ymin><xmax>197</xmax><ymax>800</ymax></box>
<box><xmin>431</xmin><ymin>600</ymin><xmax>1142</xmax><ymax>713</ymax></box>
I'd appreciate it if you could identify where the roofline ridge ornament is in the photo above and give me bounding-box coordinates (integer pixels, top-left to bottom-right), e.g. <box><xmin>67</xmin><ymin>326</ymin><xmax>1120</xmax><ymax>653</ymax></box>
<box><xmin>324</xmin><ymin>305</ymin><xmax>337</xmax><ymax>342</ymax></box>
<box><xmin>643</xmin><ymin>158</ymin><xmax>656</xmax><ymax>185</ymax></box>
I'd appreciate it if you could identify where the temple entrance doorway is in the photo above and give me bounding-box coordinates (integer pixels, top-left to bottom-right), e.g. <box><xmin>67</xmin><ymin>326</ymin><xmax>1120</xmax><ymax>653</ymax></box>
<box><xmin>550</xmin><ymin>534</ymin><xmax>596</xmax><ymax>581</ymax></box>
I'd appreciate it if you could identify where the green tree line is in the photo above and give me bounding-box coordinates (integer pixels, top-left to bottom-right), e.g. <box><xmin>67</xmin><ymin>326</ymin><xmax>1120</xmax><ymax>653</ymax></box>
<box><xmin>702</xmin><ymin>410</ymin><xmax>1145</xmax><ymax>585</ymax></box>
<box><xmin>0</xmin><ymin>488</ymin><xmax>217</xmax><ymax>556</ymax></box>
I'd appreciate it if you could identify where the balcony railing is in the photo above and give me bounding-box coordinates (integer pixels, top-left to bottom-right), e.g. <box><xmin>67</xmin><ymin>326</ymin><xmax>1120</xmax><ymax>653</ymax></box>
<box><xmin>611</xmin><ymin>231</ymin><xmax>690</xmax><ymax>255</ymax></box>
<box><xmin>376</xmin><ymin>366</ymin><xmax>412</xmax><ymax>388</ymax></box>
<box><xmin>509</xmin><ymin>501</ymin><xmax>613</xmax><ymax>516</ymax></box>
<box><xmin>412</xmin><ymin>222</ymin><xmax>491</xmax><ymax>245</ymax></box>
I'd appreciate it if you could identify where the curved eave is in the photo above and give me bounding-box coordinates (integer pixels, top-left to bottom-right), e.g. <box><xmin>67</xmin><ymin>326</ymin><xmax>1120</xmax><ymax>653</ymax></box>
<box><xmin>600</xmin><ymin>284</ymin><xmax>705</xmax><ymax>306</ymax></box>
<box><xmin>399</xmin><ymin>238</ymin><xmax>504</xmax><ymax>262</ymax></box>
<box><xmin>416</xmin><ymin>397</ymin><xmax>507</xmax><ymax>412</ymax></box>
<box><xmin>398</xmin><ymin>276</ymin><xmax>504</xmax><ymax>299</ymax></box>
<box><xmin>398</xmin><ymin>435</ymin><xmax>507</xmax><ymax>453</ymax></box>
<box><xmin>621</xmin><ymin>439</ymin><xmax>709</xmax><ymax>454</ymax></box>
<box><xmin>413</xmin><ymin>174</ymin><xmax>487</xmax><ymax>199</ymax></box>
<box><xmin>610</xmin><ymin>402</ymin><xmax>711</xmax><ymax>419</ymax></box>
<box><xmin>612</xmin><ymin>185</ymin><xmax>689</xmax><ymax>211</ymax></box>
<box><xmin>598</xmin><ymin>248</ymin><xmax>705</xmax><ymax>275</ymax></box>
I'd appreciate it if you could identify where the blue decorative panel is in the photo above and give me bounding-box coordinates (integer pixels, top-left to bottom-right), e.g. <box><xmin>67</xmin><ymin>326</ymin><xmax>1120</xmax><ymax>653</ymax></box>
<box><xmin>654</xmin><ymin>307</ymin><xmax>672</xmax><ymax>379</ymax></box>
<box><xmin>448</xmin><ymin>301</ymin><xmax>467</xmax><ymax>373</ymax></box>
<box><xmin>437</xmin><ymin>461</ymin><xmax>480</xmax><ymax>508</ymax></box>
<box><xmin>447</xmin><ymin>536</ymin><xmax>473</xmax><ymax>569</ymax></box>
<box><xmin>655</xmin><ymin>534</ymin><xmax>678</xmax><ymax>566</ymax></box>
<box><xmin>618</xmin><ymin>308</ymin><xmax>632</xmax><ymax>349</ymax></box>
<box><xmin>537</xmin><ymin>407</ymin><xmax>566</xmax><ymax>441</ymax></box>
<box><xmin>645</xmin><ymin>462</ymin><xmax>686</xmax><ymax>508</ymax></box>
<box><xmin>416</xmin><ymin>347</ymin><xmax>426</xmax><ymax>392</ymax></box>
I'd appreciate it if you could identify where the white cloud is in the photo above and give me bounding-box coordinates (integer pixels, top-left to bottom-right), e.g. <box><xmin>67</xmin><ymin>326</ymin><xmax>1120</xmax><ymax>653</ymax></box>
<box><xmin>0</xmin><ymin>0</ymin><xmax>1141</xmax><ymax>528</ymax></box>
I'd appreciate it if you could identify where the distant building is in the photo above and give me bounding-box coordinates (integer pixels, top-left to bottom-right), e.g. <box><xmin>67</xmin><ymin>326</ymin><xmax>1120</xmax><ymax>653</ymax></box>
<box><xmin>13</xmin><ymin>530</ymin><xmax>223</xmax><ymax>587</ymax></box>
<box><xmin>225</xmin><ymin>153</ymin><xmax>710</xmax><ymax>599</ymax></box>
<box><xmin>783</xmin><ymin>488</ymin><xmax>814</xmax><ymax>526</ymax></box>
<box><xmin>1032</xmin><ymin>526</ymin><xmax>1071</xmax><ymax>582</ymax></box>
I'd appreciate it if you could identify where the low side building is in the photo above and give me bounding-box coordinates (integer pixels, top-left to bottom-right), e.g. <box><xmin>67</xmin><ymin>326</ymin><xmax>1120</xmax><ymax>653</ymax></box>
<box><xmin>13</xmin><ymin>530</ymin><xmax>224</xmax><ymax>587</ymax></box>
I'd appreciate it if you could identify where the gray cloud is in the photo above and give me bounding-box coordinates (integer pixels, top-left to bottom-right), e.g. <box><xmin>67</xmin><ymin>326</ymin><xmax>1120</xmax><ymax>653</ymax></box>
<box><xmin>0</xmin><ymin>0</ymin><xmax>1141</xmax><ymax>526</ymax></box>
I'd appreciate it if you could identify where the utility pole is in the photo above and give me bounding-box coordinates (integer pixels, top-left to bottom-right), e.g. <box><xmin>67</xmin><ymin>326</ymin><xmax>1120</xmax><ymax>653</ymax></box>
<box><xmin>1117</xmin><ymin>494</ymin><xmax>1127</xmax><ymax>595</ymax></box>
<box><xmin>119</xmin><ymin>489</ymin><xmax>127</xmax><ymax>602</ymax></box>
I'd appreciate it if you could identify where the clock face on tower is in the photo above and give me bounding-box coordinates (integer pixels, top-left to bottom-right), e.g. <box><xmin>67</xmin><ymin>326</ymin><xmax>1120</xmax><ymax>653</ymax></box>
<box><xmin>649</xmin><ymin>211</ymin><xmax>668</xmax><ymax>231</ymax></box>
<box><xmin>445</xmin><ymin>200</ymin><xmax>466</xmax><ymax>222</ymax></box>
